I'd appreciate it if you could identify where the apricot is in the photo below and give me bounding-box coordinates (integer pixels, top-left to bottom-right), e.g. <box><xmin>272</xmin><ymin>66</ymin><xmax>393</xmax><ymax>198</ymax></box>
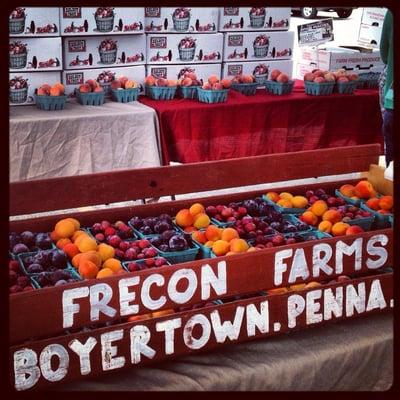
<box><xmin>378</xmin><ymin>195</ymin><xmax>393</xmax><ymax>211</ymax></box>
<box><xmin>96</xmin><ymin>268</ymin><xmax>114</xmax><ymax>279</ymax></box>
<box><xmin>204</xmin><ymin>240</ymin><xmax>214</xmax><ymax>248</ymax></box>
<box><xmin>339</xmin><ymin>184</ymin><xmax>355</xmax><ymax>197</ymax></box>
<box><xmin>289</xmin><ymin>283</ymin><xmax>307</xmax><ymax>291</ymax></box>
<box><xmin>277</xmin><ymin>198</ymin><xmax>293</xmax><ymax>208</ymax></box>
<box><xmin>79</xmin><ymin>260</ymin><xmax>99</xmax><ymax>279</ymax></box>
<box><xmin>175</xmin><ymin>209</ymin><xmax>195</xmax><ymax>227</ymax></box>
<box><xmin>291</xmin><ymin>196</ymin><xmax>308</xmax><ymax>208</ymax></box>
<box><xmin>331</xmin><ymin>222</ymin><xmax>350</xmax><ymax>237</ymax></box>
<box><xmin>192</xmin><ymin>230</ymin><xmax>207</xmax><ymax>244</ymax></box>
<box><xmin>205</xmin><ymin>225</ymin><xmax>221</xmax><ymax>241</ymax></box>
<box><xmin>72</xmin><ymin>230</ymin><xmax>87</xmax><ymax>243</ymax></box>
<box><xmin>37</xmin><ymin>85</ymin><xmax>50</xmax><ymax>95</ymax></box>
<box><xmin>79</xmin><ymin>251</ymin><xmax>102</xmax><ymax>269</ymax></box>
<box><xmin>354</xmin><ymin>180</ymin><xmax>374</xmax><ymax>199</ymax></box>
<box><xmin>322</xmin><ymin>209</ymin><xmax>341</xmax><ymax>224</ymax></box>
<box><xmin>74</xmin><ymin>232</ymin><xmax>90</xmax><ymax>247</ymax></box>
<box><xmin>55</xmin><ymin>219</ymin><xmax>76</xmax><ymax>238</ymax></box>
<box><xmin>265</xmin><ymin>192</ymin><xmax>280</xmax><ymax>203</ymax></box>
<box><xmin>63</xmin><ymin>243</ymin><xmax>80</xmax><ymax>259</ymax></box>
<box><xmin>318</xmin><ymin>220</ymin><xmax>332</xmax><ymax>233</ymax></box>
<box><xmin>220</xmin><ymin>78</ymin><xmax>232</xmax><ymax>88</ymax></box>
<box><xmin>230</xmin><ymin>238</ymin><xmax>249</xmax><ymax>253</ymax></box>
<box><xmin>189</xmin><ymin>203</ymin><xmax>205</xmax><ymax>216</ymax></box>
<box><xmin>301</xmin><ymin>211</ymin><xmax>318</xmax><ymax>226</ymax></box>
<box><xmin>65</xmin><ymin>217</ymin><xmax>80</xmax><ymax>230</ymax></box>
<box><xmin>279</xmin><ymin>192</ymin><xmax>293</xmax><ymax>200</ymax></box>
<box><xmin>212</xmin><ymin>240</ymin><xmax>230</xmax><ymax>256</ymax></box>
<box><xmin>77</xmin><ymin>237</ymin><xmax>98</xmax><ymax>253</ymax></box>
<box><xmin>72</xmin><ymin>253</ymin><xmax>83</xmax><ymax>268</ymax></box>
<box><xmin>56</xmin><ymin>238</ymin><xmax>72</xmax><ymax>249</ymax></box>
<box><xmin>221</xmin><ymin>227</ymin><xmax>239</xmax><ymax>243</ymax></box>
<box><xmin>183</xmin><ymin>226</ymin><xmax>197</xmax><ymax>233</ymax></box>
<box><xmin>366</xmin><ymin>197</ymin><xmax>380</xmax><ymax>211</ymax></box>
<box><xmin>345</xmin><ymin>225</ymin><xmax>364</xmax><ymax>235</ymax></box>
<box><xmin>193</xmin><ymin>213</ymin><xmax>211</xmax><ymax>229</ymax></box>
<box><xmin>310</xmin><ymin>200</ymin><xmax>328</xmax><ymax>217</ymax></box>
<box><xmin>102</xmin><ymin>258</ymin><xmax>122</xmax><ymax>273</ymax></box>
<box><xmin>97</xmin><ymin>243</ymin><xmax>115</xmax><ymax>261</ymax></box>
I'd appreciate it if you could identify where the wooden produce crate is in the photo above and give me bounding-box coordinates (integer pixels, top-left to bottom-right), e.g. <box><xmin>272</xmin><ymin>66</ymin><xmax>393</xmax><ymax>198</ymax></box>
<box><xmin>9</xmin><ymin>144</ymin><xmax>393</xmax><ymax>391</ymax></box>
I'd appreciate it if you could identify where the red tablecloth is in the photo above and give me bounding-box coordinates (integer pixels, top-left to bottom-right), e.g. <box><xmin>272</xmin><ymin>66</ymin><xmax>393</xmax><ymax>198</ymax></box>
<box><xmin>139</xmin><ymin>80</ymin><xmax>383</xmax><ymax>165</ymax></box>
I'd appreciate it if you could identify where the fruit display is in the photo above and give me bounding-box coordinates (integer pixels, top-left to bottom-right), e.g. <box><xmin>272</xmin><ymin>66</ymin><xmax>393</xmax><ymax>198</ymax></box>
<box><xmin>149</xmin><ymin>231</ymin><xmax>194</xmax><ymax>253</ymax></box>
<box><xmin>32</xmin><ymin>269</ymin><xmax>81</xmax><ymax>288</ymax></box>
<box><xmin>338</xmin><ymin>180</ymin><xmax>377</xmax><ymax>203</ymax></box>
<box><xmin>233</xmin><ymin>216</ymin><xmax>276</xmax><ymax>240</ymax></box>
<box><xmin>364</xmin><ymin>195</ymin><xmax>393</xmax><ymax>214</ymax></box>
<box><xmin>230</xmin><ymin>74</ymin><xmax>259</xmax><ymax>96</ymax></box>
<box><xmin>90</xmin><ymin>220</ymin><xmax>135</xmax><ymax>242</ymax></box>
<box><xmin>177</xmin><ymin>69</ymin><xmax>202</xmax><ymax>99</ymax></box>
<box><xmin>197</xmin><ymin>75</ymin><xmax>231</xmax><ymax>103</ymax></box>
<box><xmin>204</xmin><ymin>203</ymin><xmax>249</xmax><ymax>226</ymax></box>
<box><xmin>265</xmin><ymin>68</ymin><xmax>293</xmax><ymax>95</ymax></box>
<box><xmin>9</xmin><ymin>231</ymin><xmax>53</xmax><ymax>255</ymax></box>
<box><xmin>20</xmin><ymin>248</ymin><xmax>69</xmax><ymax>274</ymax></box>
<box><xmin>34</xmin><ymin>81</ymin><xmax>66</xmax><ymax>110</ymax></box>
<box><xmin>129</xmin><ymin>214</ymin><xmax>176</xmax><ymax>236</ymax></box>
<box><xmin>110</xmin><ymin>76</ymin><xmax>139</xmax><ymax>102</ymax></box>
<box><xmin>9</xmin><ymin>259</ymin><xmax>35</xmax><ymax>294</ymax></box>
<box><xmin>174</xmin><ymin>203</ymin><xmax>211</xmax><ymax>232</ymax></box>
<box><xmin>145</xmin><ymin>75</ymin><xmax>178</xmax><ymax>100</ymax></box>
<box><xmin>124</xmin><ymin>256</ymin><xmax>170</xmax><ymax>272</ymax></box>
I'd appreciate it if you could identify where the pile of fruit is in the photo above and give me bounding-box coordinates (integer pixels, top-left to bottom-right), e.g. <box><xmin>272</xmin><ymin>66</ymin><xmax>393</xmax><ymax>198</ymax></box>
<box><xmin>304</xmin><ymin>68</ymin><xmax>358</xmax><ymax>84</ymax></box>
<box><xmin>129</xmin><ymin>214</ymin><xmax>175</xmax><ymax>235</ymax></box>
<box><xmin>231</xmin><ymin>74</ymin><xmax>256</xmax><ymax>84</ymax></box>
<box><xmin>145</xmin><ymin>75</ymin><xmax>178</xmax><ymax>87</ymax></box>
<box><xmin>110</xmin><ymin>76</ymin><xmax>138</xmax><ymax>90</ymax></box>
<box><xmin>9</xmin><ymin>41</ymin><xmax>27</xmax><ymax>55</ymax></box>
<box><xmin>268</xmin><ymin>69</ymin><xmax>290</xmax><ymax>84</ymax></box>
<box><xmin>177</xmin><ymin>70</ymin><xmax>202</xmax><ymax>87</ymax></box>
<box><xmin>149</xmin><ymin>231</ymin><xmax>195</xmax><ymax>253</ymax></box>
<box><xmin>9</xmin><ymin>231</ymin><xmax>52</xmax><ymax>255</ymax></box>
<box><xmin>205</xmin><ymin>203</ymin><xmax>249</xmax><ymax>225</ymax></box>
<box><xmin>99</xmin><ymin>39</ymin><xmax>117</xmax><ymax>51</ymax></box>
<box><xmin>37</xmin><ymin>82</ymin><xmax>65</xmax><ymax>96</ymax></box>
<box><xmin>9</xmin><ymin>259</ymin><xmax>34</xmax><ymax>294</ymax></box>
<box><xmin>78</xmin><ymin>79</ymin><xmax>104</xmax><ymax>93</ymax></box>
<box><xmin>201</xmin><ymin>75</ymin><xmax>231</xmax><ymax>91</ymax></box>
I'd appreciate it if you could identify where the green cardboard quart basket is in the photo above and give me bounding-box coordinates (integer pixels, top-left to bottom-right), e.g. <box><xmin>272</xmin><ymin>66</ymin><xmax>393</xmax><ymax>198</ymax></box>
<box><xmin>335</xmin><ymin>80</ymin><xmax>357</xmax><ymax>95</ymax></box>
<box><xmin>75</xmin><ymin>89</ymin><xmax>105</xmax><ymax>106</ymax></box>
<box><xmin>304</xmin><ymin>80</ymin><xmax>335</xmax><ymax>96</ymax></box>
<box><xmin>146</xmin><ymin>85</ymin><xmax>177</xmax><ymax>100</ymax></box>
<box><xmin>111</xmin><ymin>87</ymin><xmax>139</xmax><ymax>103</ymax></box>
<box><xmin>231</xmin><ymin>82</ymin><xmax>259</xmax><ymax>96</ymax></box>
<box><xmin>35</xmin><ymin>94</ymin><xmax>67</xmax><ymax>111</ymax></box>
<box><xmin>197</xmin><ymin>88</ymin><xmax>229</xmax><ymax>103</ymax></box>
<box><xmin>265</xmin><ymin>80</ymin><xmax>294</xmax><ymax>95</ymax></box>
<box><xmin>178</xmin><ymin>85</ymin><xmax>199</xmax><ymax>99</ymax></box>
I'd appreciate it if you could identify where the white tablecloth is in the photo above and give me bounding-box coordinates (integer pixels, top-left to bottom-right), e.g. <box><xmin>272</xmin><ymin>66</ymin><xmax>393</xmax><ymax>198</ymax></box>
<box><xmin>10</xmin><ymin>100</ymin><xmax>162</xmax><ymax>182</ymax></box>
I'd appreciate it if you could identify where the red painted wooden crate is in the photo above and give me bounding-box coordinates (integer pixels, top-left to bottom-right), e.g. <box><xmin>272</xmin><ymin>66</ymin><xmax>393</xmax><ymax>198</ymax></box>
<box><xmin>9</xmin><ymin>144</ymin><xmax>393</xmax><ymax>391</ymax></box>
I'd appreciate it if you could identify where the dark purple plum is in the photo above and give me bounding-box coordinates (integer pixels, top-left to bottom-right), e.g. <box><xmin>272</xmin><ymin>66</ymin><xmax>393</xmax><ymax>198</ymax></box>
<box><xmin>264</xmin><ymin>227</ymin><xmax>275</xmax><ymax>235</ymax></box>
<box><xmin>143</xmin><ymin>217</ymin><xmax>157</xmax><ymax>229</ymax></box>
<box><xmin>27</xmin><ymin>263</ymin><xmax>43</xmax><ymax>274</ymax></box>
<box><xmin>154</xmin><ymin>221</ymin><xmax>171</xmax><ymax>234</ymax></box>
<box><xmin>23</xmin><ymin>255</ymin><xmax>34</xmax><ymax>267</ymax></box>
<box><xmin>141</xmin><ymin>226</ymin><xmax>153</xmax><ymax>235</ymax></box>
<box><xmin>129</xmin><ymin>216</ymin><xmax>143</xmax><ymax>229</ymax></box>
<box><xmin>20</xmin><ymin>231</ymin><xmax>36</xmax><ymax>247</ymax></box>
<box><xmin>92</xmin><ymin>223</ymin><xmax>103</xmax><ymax>233</ymax></box>
<box><xmin>9</xmin><ymin>232</ymin><xmax>21</xmax><ymax>250</ymax></box>
<box><xmin>296</xmin><ymin>222</ymin><xmax>309</xmax><ymax>231</ymax></box>
<box><xmin>55</xmin><ymin>280</ymin><xmax>68</xmax><ymax>286</ymax></box>
<box><xmin>158</xmin><ymin>214</ymin><xmax>173</xmax><ymax>223</ymax></box>
<box><xmin>12</xmin><ymin>243</ymin><xmax>29</xmax><ymax>254</ymax></box>
<box><xmin>283</xmin><ymin>224</ymin><xmax>297</xmax><ymax>233</ymax></box>
<box><xmin>169</xmin><ymin>235</ymin><xmax>188</xmax><ymax>251</ymax></box>
<box><xmin>183</xmin><ymin>233</ymin><xmax>193</xmax><ymax>246</ymax></box>
<box><xmin>33</xmin><ymin>250</ymin><xmax>52</xmax><ymax>267</ymax></box>
<box><xmin>36</xmin><ymin>273</ymin><xmax>50</xmax><ymax>287</ymax></box>
<box><xmin>150</xmin><ymin>236</ymin><xmax>163</xmax><ymax>247</ymax></box>
<box><xmin>270</xmin><ymin>222</ymin><xmax>283</xmax><ymax>232</ymax></box>
<box><xmin>159</xmin><ymin>244</ymin><xmax>169</xmax><ymax>252</ymax></box>
<box><xmin>51</xmin><ymin>250</ymin><xmax>67</xmax><ymax>269</ymax></box>
<box><xmin>315</xmin><ymin>188</ymin><xmax>326</xmax><ymax>197</ymax></box>
<box><xmin>35</xmin><ymin>233</ymin><xmax>52</xmax><ymax>249</ymax></box>
<box><xmin>243</xmin><ymin>199</ymin><xmax>259</xmax><ymax>216</ymax></box>
<box><xmin>161</xmin><ymin>230</ymin><xmax>176</xmax><ymax>243</ymax></box>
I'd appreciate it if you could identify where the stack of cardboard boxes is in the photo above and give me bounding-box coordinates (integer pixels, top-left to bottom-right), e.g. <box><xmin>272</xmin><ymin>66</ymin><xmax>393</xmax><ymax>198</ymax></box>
<box><xmin>9</xmin><ymin>8</ymin><xmax>62</xmax><ymax>105</ymax></box>
<box><xmin>358</xmin><ymin>7</ymin><xmax>387</xmax><ymax>48</ymax></box>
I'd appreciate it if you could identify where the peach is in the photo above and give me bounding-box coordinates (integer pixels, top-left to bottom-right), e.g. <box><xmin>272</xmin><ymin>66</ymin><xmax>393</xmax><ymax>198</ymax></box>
<box><xmin>79</xmin><ymin>83</ymin><xmax>91</xmax><ymax>93</ymax></box>
<box><xmin>50</xmin><ymin>86</ymin><xmax>62</xmax><ymax>96</ymax></box>
<box><xmin>291</xmin><ymin>196</ymin><xmax>308</xmax><ymax>208</ymax></box>
<box><xmin>366</xmin><ymin>197</ymin><xmax>380</xmax><ymax>211</ymax></box>
<box><xmin>301</xmin><ymin>211</ymin><xmax>318</xmax><ymax>226</ymax></box>
<box><xmin>265</xmin><ymin>192</ymin><xmax>280</xmax><ymax>203</ymax></box>
<box><xmin>167</xmin><ymin>79</ymin><xmax>177</xmax><ymax>87</ymax></box>
<box><xmin>66</xmin><ymin>218</ymin><xmax>80</xmax><ymax>230</ymax></box>
<box><xmin>340</xmin><ymin>184</ymin><xmax>355</xmax><ymax>197</ymax></box>
<box><xmin>56</xmin><ymin>238</ymin><xmax>72</xmax><ymax>249</ymax></box>
<box><xmin>213</xmin><ymin>82</ymin><xmax>223</xmax><ymax>90</ymax></box>
<box><xmin>189</xmin><ymin>203</ymin><xmax>205</xmax><ymax>216</ymax></box>
<box><xmin>77</xmin><ymin>236</ymin><xmax>98</xmax><ymax>253</ymax></box>
<box><xmin>79</xmin><ymin>251</ymin><xmax>102</xmax><ymax>269</ymax></box>
<box><xmin>322</xmin><ymin>209</ymin><xmax>341</xmax><ymax>224</ymax></box>
<box><xmin>102</xmin><ymin>258</ymin><xmax>122</xmax><ymax>273</ymax></box>
<box><xmin>354</xmin><ymin>181</ymin><xmax>374</xmax><ymax>199</ymax></box>
<box><xmin>270</xmin><ymin>69</ymin><xmax>281</xmax><ymax>81</ymax></box>
<box><xmin>181</xmin><ymin>77</ymin><xmax>193</xmax><ymax>87</ymax></box>
<box><xmin>145</xmin><ymin>75</ymin><xmax>156</xmax><ymax>86</ymax></box>
<box><xmin>55</xmin><ymin>219</ymin><xmax>76</xmax><ymax>238</ymax></box>
<box><xmin>96</xmin><ymin>268</ymin><xmax>114</xmax><ymax>279</ymax></box>
<box><xmin>221</xmin><ymin>227</ymin><xmax>239</xmax><ymax>243</ymax></box>
<box><xmin>310</xmin><ymin>200</ymin><xmax>328</xmax><ymax>217</ymax></box>
<box><xmin>205</xmin><ymin>225</ymin><xmax>221</xmax><ymax>242</ymax></box>
<box><xmin>192</xmin><ymin>230</ymin><xmax>207</xmax><ymax>244</ymax></box>
<box><xmin>86</xmin><ymin>79</ymin><xmax>99</xmax><ymax>91</ymax></box>
<box><xmin>175</xmin><ymin>209</ymin><xmax>195</xmax><ymax>228</ymax></box>
<box><xmin>212</xmin><ymin>240</ymin><xmax>230</xmax><ymax>256</ymax></box>
<box><xmin>378</xmin><ymin>195</ymin><xmax>393</xmax><ymax>211</ymax></box>
<box><xmin>331</xmin><ymin>222</ymin><xmax>350</xmax><ymax>237</ymax></box>
<box><xmin>267</xmin><ymin>287</ymin><xmax>288</xmax><ymax>295</ymax></box>
<box><xmin>318</xmin><ymin>220</ymin><xmax>332</xmax><ymax>233</ymax></box>
<box><xmin>337</xmin><ymin>76</ymin><xmax>349</xmax><ymax>83</ymax></box>
<box><xmin>276</xmin><ymin>73</ymin><xmax>289</xmax><ymax>83</ymax></box>
<box><xmin>111</xmin><ymin>80</ymin><xmax>122</xmax><ymax>89</ymax></box>
<box><xmin>314</xmin><ymin>77</ymin><xmax>326</xmax><ymax>83</ymax></box>
<box><xmin>93</xmin><ymin>86</ymin><xmax>103</xmax><ymax>92</ymax></box>
<box><xmin>156</xmin><ymin>78</ymin><xmax>168</xmax><ymax>87</ymax></box>
<box><xmin>97</xmin><ymin>243</ymin><xmax>115</xmax><ymax>261</ymax></box>
<box><xmin>183</xmin><ymin>226</ymin><xmax>197</xmax><ymax>233</ymax></box>
<box><xmin>242</xmin><ymin>75</ymin><xmax>255</xmax><ymax>83</ymax></box>
<box><xmin>324</xmin><ymin>72</ymin><xmax>336</xmax><ymax>82</ymax></box>
<box><xmin>37</xmin><ymin>85</ymin><xmax>51</xmax><ymax>95</ymax></box>
<box><xmin>230</xmin><ymin>238</ymin><xmax>249</xmax><ymax>253</ymax></box>
<box><xmin>304</xmin><ymin>72</ymin><xmax>315</xmax><ymax>82</ymax></box>
<box><xmin>289</xmin><ymin>283</ymin><xmax>306</xmax><ymax>291</ymax></box>
<box><xmin>193</xmin><ymin>213</ymin><xmax>211</xmax><ymax>229</ymax></box>
<box><xmin>119</xmin><ymin>76</ymin><xmax>129</xmax><ymax>87</ymax></box>
<box><xmin>79</xmin><ymin>260</ymin><xmax>99</xmax><ymax>279</ymax></box>
<box><xmin>345</xmin><ymin>225</ymin><xmax>364</xmax><ymax>235</ymax></box>
<box><xmin>277</xmin><ymin>198</ymin><xmax>293</xmax><ymax>208</ymax></box>
<box><xmin>208</xmin><ymin>75</ymin><xmax>219</xmax><ymax>85</ymax></box>
<box><xmin>221</xmin><ymin>78</ymin><xmax>232</xmax><ymax>88</ymax></box>
<box><xmin>186</xmin><ymin>72</ymin><xmax>197</xmax><ymax>80</ymax></box>
<box><xmin>279</xmin><ymin>192</ymin><xmax>293</xmax><ymax>200</ymax></box>
<box><xmin>313</xmin><ymin>69</ymin><xmax>325</xmax><ymax>77</ymax></box>
<box><xmin>125</xmin><ymin>79</ymin><xmax>136</xmax><ymax>89</ymax></box>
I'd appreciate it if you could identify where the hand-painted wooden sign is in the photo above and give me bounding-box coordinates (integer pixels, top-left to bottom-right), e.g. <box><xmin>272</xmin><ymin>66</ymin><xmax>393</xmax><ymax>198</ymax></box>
<box><xmin>11</xmin><ymin>273</ymin><xmax>393</xmax><ymax>391</ymax></box>
<box><xmin>9</xmin><ymin>230</ymin><xmax>393</xmax><ymax>345</ymax></box>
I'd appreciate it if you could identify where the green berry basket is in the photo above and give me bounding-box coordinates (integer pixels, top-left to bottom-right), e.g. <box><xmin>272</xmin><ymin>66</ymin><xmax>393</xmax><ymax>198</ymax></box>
<box><xmin>146</xmin><ymin>85</ymin><xmax>177</xmax><ymax>100</ymax></box>
<box><xmin>231</xmin><ymin>82</ymin><xmax>259</xmax><ymax>96</ymax></box>
<box><xmin>34</xmin><ymin>94</ymin><xmax>67</xmax><ymax>111</ymax></box>
<box><xmin>261</xmin><ymin>194</ymin><xmax>306</xmax><ymax>214</ymax></box>
<box><xmin>152</xmin><ymin>242</ymin><xmax>200</xmax><ymax>264</ymax></box>
<box><xmin>286</xmin><ymin>230</ymin><xmax>332</xmax><ymax>240</ymax></box>
<box><xmin>178</xmin><ymin>85</ymin><xmax>199</xmax><ymax>99</ymax></box>
<box><xmin>122</xmin><ymin>257</ymin><xmax>172</xmax><ymax>272</ymax></box>
<box><xmin>360</xmin><ymin>202</ymin><xmax>393</xmax><ymax>229</ymax></box>
<box><xmin>197</xmin><ymin>87</ymin><xmax>229</xmax><ymax>103</ymax></box>
<box><xmin>31</xmin><ymin>267</ymin><xmax>82</xmax><ymax>288</ymax></box>
<box><xmin>111</xmin><ymin>87</ymin><xmax>139</xmax><ymax>103</ymax></box>
<box><xmin>173</xmin><ymin>15</ymin><xmax>191</xmax><ymax>31</ymax></box>
<box><xmin>75</xmin><ymin>89</ymin><xmax>105</xmax><ymax>106</ymax></box>
<box><xmin>173</xmin><ymin>226</ymin><xmax>212</xmax><ymax>259</ymax></box>
<box><xmin>265</xmin><ymin>80</ymin><xmax>294</xmax><ymax>95</ymax></box>
<box><xmin>128</xmin><ymin>220</ymin><xmax>180</xmax><ymax>239</ymax></box>
<box><xmin>335</xmin><ymin>189</ymin><xmax>361</xmax><ymax>206</ymax></box>
<box><xmin>335</xmin><ymin>80</ymin><xmax>357</xmax><ymax>94</ymax></box>
<box><xmin>304</xmin><ymin>80</ymin><xmax>335</xmax><ymax>96</ymax></box>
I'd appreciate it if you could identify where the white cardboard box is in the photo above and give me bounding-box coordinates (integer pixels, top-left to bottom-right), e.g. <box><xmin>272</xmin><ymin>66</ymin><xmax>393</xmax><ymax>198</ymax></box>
<box><xmin>358</xmin><ymin>23</ymin><xmax>383</xmax><ymax>48</ymax></box>
<box><xmin>218</xmin><ymin>7</ymin><xmax>290</xmax><ymax>31</ymax></box>
<box><xmin>9</xmin><ymin>71</ymin><xmax>61</xmax><ymax>106</ymax></box>
<box><xmin>361</xmin><ymin>7</ymin><xmax>387</xmax><ymax>27</ymax></box>
<box><xmin>146</xmin><ymin>33</ymin><xmax>223</xmax><ymax>64</ymax></box>
<box><xmin>222</xmin><ymin>31</ymin><xmax>294</xmax><ymax>62</ymax></box>
<box><xmin>222</xmin><ymin>59</ymin><xmax>293</xmax><ymax>85</ymax></box>
<box><xmin>9</xmin><ymin>37</ymin><xmax>63</xmax><ymax>72</ymax></box>
<box><xmin>144</xmin><ymin>7</ymin><xmax>219</xmax><ymax>33</ymax></box>
<box><xmin>60</xmin><ymin>7</ymin><xmax>144</xmax><ymax>36</ymax></box>
<box><xmin>146</xmin><ymin>63</ymin><xmax>222</xmax><ymax>81</ymax></box>
<box><xmin>9</xmin><ymin>7</ymin><xmax>60</xmax><ymax>37</ymax></box>
<box><xmin>62</xmin><ymin>65</ymin><xmax>146</xmax><ymax>98</ymax></box>
<box><xmin>63</xmin><ymin>35</ymin><xmax>146</xmax><ymax>70</ymax></box>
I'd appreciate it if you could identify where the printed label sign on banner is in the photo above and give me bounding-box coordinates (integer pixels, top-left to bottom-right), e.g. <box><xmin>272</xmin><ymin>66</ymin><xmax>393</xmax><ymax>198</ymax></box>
<box><xmin>297</xmin><ymin>19</ymin><xmax>334</xmax><ymax>47</ymax></box>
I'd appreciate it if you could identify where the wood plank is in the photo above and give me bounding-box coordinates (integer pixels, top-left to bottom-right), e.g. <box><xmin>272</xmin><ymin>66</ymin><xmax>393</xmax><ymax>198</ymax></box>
<box><xmin>9</xmin><ymin>272</ymin><xmax>393</xmax><ymax>391</ymax></box>
<box><xmin>9</xmin><ymin>229</ymin><xmax>393</xmax><ymax>345</ymax></box>
<box><xmin>10</xmin><ymin>144</ymin><xmax>380</xmax><ymax>215</ymax></box>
